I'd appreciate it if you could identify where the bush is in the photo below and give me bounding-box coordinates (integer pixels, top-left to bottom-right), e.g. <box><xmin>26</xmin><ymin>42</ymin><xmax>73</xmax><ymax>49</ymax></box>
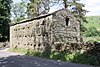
<box><xmin>50</xmin><ymin>51</ymin><xmax>63</xmax><ymax>60</ymax></box>
<box><xmin>72</xmin><ymin>53</ymin><xmax>90</xmax><ymax>64</ymax></box>
<box><xmin>26</xmin><ymin>50</ymin><xmax>41</xmax><ymax>57</ymax></box>
<box><xmin>65</xmin><ymin>53</ymin><xmax>75</xmax><ymax>62</ymax></box>
<box><xmin>85</xmin><ymin>27</ymin><xmax>100</xmax><ymax>37</ymax></box>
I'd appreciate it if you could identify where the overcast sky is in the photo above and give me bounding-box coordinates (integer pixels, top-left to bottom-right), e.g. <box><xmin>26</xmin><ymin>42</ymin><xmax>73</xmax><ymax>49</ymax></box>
<box><xmin>13</xmin><ymin>0</ymin><xmax>100</xmax><ymax>16</ymax></box>
<box><xmin>81</xmin><ymin>0</ymin><xmax>100</xmax><ymax>16</ymax></box>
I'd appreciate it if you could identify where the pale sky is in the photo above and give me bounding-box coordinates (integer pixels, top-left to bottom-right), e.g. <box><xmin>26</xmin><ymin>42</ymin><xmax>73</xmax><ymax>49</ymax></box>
<box><xmin>13</xmin><ymin>0</ymin><xmax>100</xmax><ymax>16</ymax></box>
<box><xmin>81</xmin><ymin>0</ymin><xmax>100</xmax><ymax>16</ymax></box>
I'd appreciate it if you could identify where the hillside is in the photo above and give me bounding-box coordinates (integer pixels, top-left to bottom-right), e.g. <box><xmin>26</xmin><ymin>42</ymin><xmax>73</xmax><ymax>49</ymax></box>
<box><xmin>84</xmin><ymin>16</ymin><xmax>100</xmax><ymax>30</ymax></box>
<box><xmin>83</xmin><ymin>16</ymin><xmax>100</xmax><ymax>42</ymax></box>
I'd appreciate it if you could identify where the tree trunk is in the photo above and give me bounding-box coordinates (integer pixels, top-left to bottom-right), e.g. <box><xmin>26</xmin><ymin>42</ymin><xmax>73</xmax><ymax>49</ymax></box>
<box><xmin>63</xmin><ymin>0</ymin><xmax>68</xmax><ymax>8</ymax></box>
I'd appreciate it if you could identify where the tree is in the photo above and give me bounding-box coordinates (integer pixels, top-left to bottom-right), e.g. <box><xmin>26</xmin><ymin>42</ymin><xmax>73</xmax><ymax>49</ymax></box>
<box><xmin>63</xmin><ymin>0</ymin><xmax>68</xmax><ymax>8</ymax></box>
<box><xmin>68</xmin><ymin>0</ymin><xmax>88</xmax><ymax>32</ymax></box>
<box><xmin>27</xmin><ymin>0</ymin><xmax>42</xmax><ymax>18</ymax></box>
<box><xmin>0</xmin><ymin>0</ymin><xmax>12</xmax><ymax>42</ymax></box>
<box><xmin>69</xmin><ymin>0</ymin><xmax>87</xmax><ymax>22</ymax></box>
<box><xmin>27</xmin><ymin>0</ymin><xmax>53</xmax><ymax>18</ymax></box>
<box><xmin>27</xmin><ymin>0</ymin><xmax>87</xmax><ymax>26</ymax></box>
<box><xmin>11</xmin><ymin>1</ymin><xmax>27</xmax><ymax>22</ymax></box>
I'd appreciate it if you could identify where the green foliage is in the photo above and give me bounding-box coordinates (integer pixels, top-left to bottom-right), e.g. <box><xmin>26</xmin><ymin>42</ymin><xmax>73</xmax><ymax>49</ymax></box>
<box><xmin>27</xmin><ymin>0</ymin><xmax>43</xmax><ymax>18</ymax></box>
<box><xmin>70</xmin><ymin>0</ymin><xmax>87</xmax><ymax>23</ymax></box>
<box><xmin>80</xmin><ymin>24</ymin><xmax>87</xmax><ymax>32</ymax></box>
<box><xmin>50</xmin><ymin>51</ymin><xmax>65</xmax><ymax>60</ymax></box>
<box><xmin>83</xmin><ymin>16</ymin><xmax>100</xmax><ymax>42</ymax></box>
<box><xmin>65</xmin><ymin>53</ymin><xmax>75</xmax><ymax>62</ymax></box>
<box><xmin>11</xmin><ymin>1</ymin><xmax>27</xmax><ymax>22</ymax></box>
<box><xmin>41</xmin><ymin>51</ymin><xmax>50</xmax><ymax>58</ymax></box>
<box><xmin>72</xmin><ymin>52</ymin><xmax>89</xmax><ymax>64</ymax></box>
<box><xmin>26</xmin><ymin>50</ymin><xmax>100</xmax><ymax>66</ymax></box>
<box><xmin>73</xmin><ymin>53</ymin><xmax>100</xmax><ymax>66</ymax></box>
<box><xmin>26</xmin><ymin>50</ymin><xmax>41</xmax><ymax>57</ymax></box>
<box><xmin>84</xmin><ymin>16</ymin><xmax>100</xmax><ymax>30</ymax></box>
<box><xmin>0</xmin><ymin>0</ymin><xmax>12</xmax><ymax>41</ymax></box>
<box><xmin>83</xmin><ymin>37</ymin><xmax>100</xmax><ymax>42</ymax></box>
<box><xmin>85</xmin><ymin>27</ymin><xmax>100</xmax><ymax>37</ymax></box>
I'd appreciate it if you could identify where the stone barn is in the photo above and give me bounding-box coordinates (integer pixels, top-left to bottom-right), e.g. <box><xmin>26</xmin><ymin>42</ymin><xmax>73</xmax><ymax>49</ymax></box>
<box><xmin>10</xmin><ymin>9</ymin><xmax>80</xmax><ymax>52</ymax></box>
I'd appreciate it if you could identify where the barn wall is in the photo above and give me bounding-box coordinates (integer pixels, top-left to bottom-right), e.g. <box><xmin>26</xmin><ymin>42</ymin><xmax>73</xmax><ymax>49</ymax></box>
<box><xmin>50</xmin><ymin>9</ymin><xmax>80</xmax><ymax>51</ymax></box>
<box><xmin>51</xmin><ymin>9</ymin><xmax>80</xmax><ymax>43</ymax></box>
<box><xmin>10</xmin><ymin>15</ymin><xmax>52</xmax><ymax>52</ymax></box>
<box><xmin>10</xmin><ymin>9</ymin><xmax>80</xmax><ymax>52</ymax></box>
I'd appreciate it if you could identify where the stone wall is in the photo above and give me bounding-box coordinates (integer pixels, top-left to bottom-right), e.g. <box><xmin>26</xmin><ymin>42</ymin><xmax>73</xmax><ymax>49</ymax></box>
<box><xmin>10</xmin><ymin>9</ymin><xmax>80</xmax><ymax>52</ymax></box>
<box><xmin>0</xmin><ymin>42</ymin><xmax>9</xmax><ymax>48</ymax></box>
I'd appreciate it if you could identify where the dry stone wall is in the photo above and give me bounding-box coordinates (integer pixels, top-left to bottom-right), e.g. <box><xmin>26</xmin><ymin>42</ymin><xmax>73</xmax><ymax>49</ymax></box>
<box><xmin>10</xmin><ymin>9</ymin><xmax>80</xmax><ymax>52</ymax></box>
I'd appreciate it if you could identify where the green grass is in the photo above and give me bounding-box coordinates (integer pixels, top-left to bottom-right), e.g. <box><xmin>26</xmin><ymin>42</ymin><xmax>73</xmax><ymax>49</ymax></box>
<box><xmin>83</xmin><ymin>36</ymin><xmax>100</xmax><ymax>42</ymax></box>
<box><xmin>84</xmin><ymin>16</ymin><xmax>100</xmax><ymax>30</ymax></box>
<box><xmin>83</xmin><ymin>16</ymin><xmax>100</xmax><ymax>42</ymax></box>
<box><xmin>9</xmin><ymin>47</ymin><xmax>28</xmax><ymax>54</ymax></box>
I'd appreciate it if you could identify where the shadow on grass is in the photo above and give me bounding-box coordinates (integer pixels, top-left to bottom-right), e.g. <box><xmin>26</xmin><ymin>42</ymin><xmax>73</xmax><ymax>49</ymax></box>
<box><xmin>26</xmin><ymin>50</ymin><xmax>100</xmax><ymax>66</ymax></box>
<box><xmin>0</xmin><ymin>54</ymin><xmax>94</xmax><ymax>67</ymax></box>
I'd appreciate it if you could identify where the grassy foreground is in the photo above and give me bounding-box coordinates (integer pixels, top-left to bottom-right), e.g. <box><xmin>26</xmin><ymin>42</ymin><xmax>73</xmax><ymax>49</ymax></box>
<box><xmin>10</xmin><ymin>48</ymin><xmax>100</xmax><ymax>66</ymax></box>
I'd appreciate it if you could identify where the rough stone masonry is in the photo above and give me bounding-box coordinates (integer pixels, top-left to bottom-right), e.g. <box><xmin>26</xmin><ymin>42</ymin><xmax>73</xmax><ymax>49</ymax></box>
<box><xmin>10</xmin><ymin>9</ymin><xmax>80</xmax><ymax>52</ymax></box>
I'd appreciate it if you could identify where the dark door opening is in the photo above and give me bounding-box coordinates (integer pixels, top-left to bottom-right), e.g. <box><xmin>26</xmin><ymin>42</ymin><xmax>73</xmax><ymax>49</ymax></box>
<box><xmin>65</xmin><ymin>18</ymin><xmax>69</xmax><ymax>26</ymax></box>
